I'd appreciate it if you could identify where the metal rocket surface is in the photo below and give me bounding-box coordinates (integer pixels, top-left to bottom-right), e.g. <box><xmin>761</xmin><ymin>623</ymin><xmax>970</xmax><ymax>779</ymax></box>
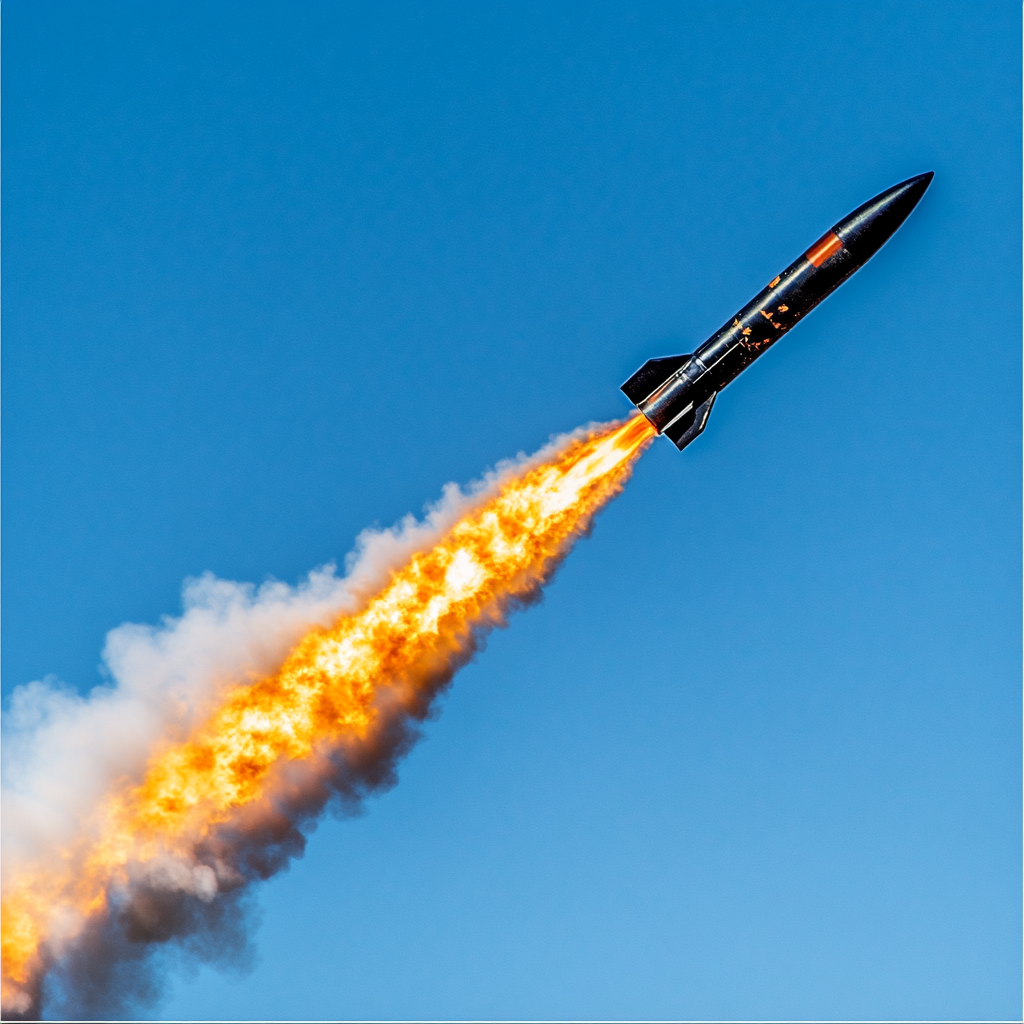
<box><xmin>621</xmin><ymin>172</ymin><xmax>934</xmax><ymax>450</ymax></box>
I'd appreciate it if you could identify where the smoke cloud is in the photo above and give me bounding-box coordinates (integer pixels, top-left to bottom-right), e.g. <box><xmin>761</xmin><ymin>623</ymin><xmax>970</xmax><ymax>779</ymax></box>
<box><xmin>1</xmin><ymin>420</ymin><xmax>651</xmax><ymax>1020</ymax></box>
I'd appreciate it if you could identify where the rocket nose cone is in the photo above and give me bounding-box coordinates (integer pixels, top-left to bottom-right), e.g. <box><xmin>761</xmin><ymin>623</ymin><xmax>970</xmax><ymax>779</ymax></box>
<box><xmin>835</xmin><ymin>172</ymin><xmax>934</xmax><ymax>261</ymax></box>
<box><xmin>901</xmin><ymin>170</ymin><xmax>935</xmax><ymax>203</ymax></box>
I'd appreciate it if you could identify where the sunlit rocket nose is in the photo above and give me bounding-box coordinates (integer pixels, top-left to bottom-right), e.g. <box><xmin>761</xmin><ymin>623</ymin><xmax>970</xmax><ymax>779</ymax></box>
<box><xmin>834</xmin><ymin>171</ymin><xmax>934</xmax><ymax>260</ymax></box>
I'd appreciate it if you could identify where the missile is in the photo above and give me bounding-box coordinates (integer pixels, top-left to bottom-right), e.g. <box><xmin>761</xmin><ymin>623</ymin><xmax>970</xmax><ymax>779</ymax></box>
<box><xmin>622</xmin><ymin>172</ymin><xmax>934</xmax><ymax>449</ymax></box>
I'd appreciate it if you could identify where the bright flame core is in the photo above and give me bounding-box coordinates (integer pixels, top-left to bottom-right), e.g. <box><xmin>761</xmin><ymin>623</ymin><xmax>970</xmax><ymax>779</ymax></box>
<box><xmin>1</xmin><ymin>414</ymin><xmax>655</xmax><ymax>1015</ymax></box>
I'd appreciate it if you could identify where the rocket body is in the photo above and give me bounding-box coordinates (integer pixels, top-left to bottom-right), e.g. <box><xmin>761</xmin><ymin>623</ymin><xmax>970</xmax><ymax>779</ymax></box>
<box><xmin>622</xmin><ymin>173</ymin><xmax>934</xmax><ymax>449</ymax></box>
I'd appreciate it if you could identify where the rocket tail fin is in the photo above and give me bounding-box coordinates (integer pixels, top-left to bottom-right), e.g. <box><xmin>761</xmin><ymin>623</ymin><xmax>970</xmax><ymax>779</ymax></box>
<box><xmin>620</xmin><ymin>354</ymin><xmax>690</xmax><ymax>405</ymax></box>
<box><xmin>664</xmin><ymin>391</ymin><xmax>717</xmax><ymax>450</ymax></box>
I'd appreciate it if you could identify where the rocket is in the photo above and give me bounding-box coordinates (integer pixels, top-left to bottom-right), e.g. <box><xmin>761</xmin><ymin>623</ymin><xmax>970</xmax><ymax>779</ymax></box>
<box><xmin>621</xmin><ymin>172</ymin><xmax>934</xmax><ymax>449</ymax></box>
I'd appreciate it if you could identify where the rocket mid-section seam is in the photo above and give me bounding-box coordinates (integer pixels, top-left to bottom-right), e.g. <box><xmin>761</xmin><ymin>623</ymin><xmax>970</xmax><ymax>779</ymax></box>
<box><xmin>638</xmin><ymin>352</ymin><xmax>711</xmax><ymax>422</ymax></box>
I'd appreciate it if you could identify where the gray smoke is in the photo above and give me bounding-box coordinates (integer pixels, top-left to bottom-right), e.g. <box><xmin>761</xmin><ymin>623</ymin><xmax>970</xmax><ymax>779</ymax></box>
<box><xmin>2</xmin><ymin>427</ymin><xmax>600</xmax><ymax>1020</ymax></box>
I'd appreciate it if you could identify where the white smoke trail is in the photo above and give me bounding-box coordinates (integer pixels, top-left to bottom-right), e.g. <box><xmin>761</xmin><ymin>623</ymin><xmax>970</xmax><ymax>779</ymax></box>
<box><xmin>0</xmin><ymin>422</ymin><xmax>625</xmax><ymax>1019</ymax></box>
<box><xmin>1</xmin><ymin>473</ymin><xmax>502</xmax><ymax>885</ymax></box>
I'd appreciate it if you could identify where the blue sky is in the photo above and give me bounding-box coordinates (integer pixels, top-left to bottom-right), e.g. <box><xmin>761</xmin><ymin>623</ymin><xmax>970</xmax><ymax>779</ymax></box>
<box><xmin>3</xmin><ymin>2</ymin><xmax>1019</xmax><ymax>1019</ymax></box>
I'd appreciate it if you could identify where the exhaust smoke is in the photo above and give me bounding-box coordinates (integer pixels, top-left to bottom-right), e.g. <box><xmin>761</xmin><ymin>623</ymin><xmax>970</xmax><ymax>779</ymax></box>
<box><xmin>1</xmin><ymin>415</ymin><xmax>655</xmax><ymax>1020</ymax></box>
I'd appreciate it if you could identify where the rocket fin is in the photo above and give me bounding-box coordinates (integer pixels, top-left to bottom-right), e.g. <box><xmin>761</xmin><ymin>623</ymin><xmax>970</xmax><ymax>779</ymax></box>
<box><xmin>620</xmin><ymin>354</ymin><xmax>690</xmax><ymax>405</ymax></box>
<box><xmin>664</xmin><ymin>391</ymin><xmax>717</xmax><ymax>450</ymax></box>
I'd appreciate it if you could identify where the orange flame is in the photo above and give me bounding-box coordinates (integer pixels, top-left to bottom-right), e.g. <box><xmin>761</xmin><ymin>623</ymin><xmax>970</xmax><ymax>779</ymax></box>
<box><xmin>1</xmin><ymin>414</ymin><xmax>655</xmax><ymax>1016</ymax></box>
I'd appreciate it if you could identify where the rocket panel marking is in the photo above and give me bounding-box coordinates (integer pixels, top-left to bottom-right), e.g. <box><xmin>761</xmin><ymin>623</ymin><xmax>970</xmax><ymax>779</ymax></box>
<box><xmin>805</xmin><ymin>231</ymin><xmax>844</xmax><ymax>267</ymax></box>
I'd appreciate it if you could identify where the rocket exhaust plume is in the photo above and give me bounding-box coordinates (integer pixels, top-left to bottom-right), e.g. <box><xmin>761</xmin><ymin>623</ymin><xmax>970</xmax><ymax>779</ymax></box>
<box><xmin>1</xmin><ymin>414</ymin><xmax>655</xmax><ymax>1020</ymax></box>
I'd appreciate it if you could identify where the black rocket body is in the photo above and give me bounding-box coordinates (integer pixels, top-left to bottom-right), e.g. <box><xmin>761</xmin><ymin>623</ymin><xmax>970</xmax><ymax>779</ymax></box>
<box><xmin>622</xmin><ymin>173</ymin><xmax>934</xmax><ymax>449</ymax></box>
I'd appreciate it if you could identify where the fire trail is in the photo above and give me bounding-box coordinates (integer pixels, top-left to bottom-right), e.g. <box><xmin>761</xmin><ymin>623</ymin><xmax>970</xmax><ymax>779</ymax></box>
<box><xmin>1</xmin><ymin>414</ymin><xmax>655</xmax><ymax>1020</ymax></box>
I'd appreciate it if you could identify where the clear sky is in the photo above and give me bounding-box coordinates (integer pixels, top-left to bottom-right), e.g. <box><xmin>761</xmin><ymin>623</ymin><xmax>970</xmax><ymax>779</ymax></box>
<box><xmin>3</xmin><ymin>2</ymin><xmax>1019</xmax><ymax>1020</ymax></box>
